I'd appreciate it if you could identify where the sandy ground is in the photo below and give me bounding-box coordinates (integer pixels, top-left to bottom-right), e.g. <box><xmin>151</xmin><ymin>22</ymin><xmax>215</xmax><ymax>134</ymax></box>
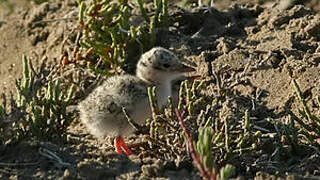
<box><xmin>0</xmin><ymin>0</ymin><xmax>320</xmax><ymax>179</ymax></box>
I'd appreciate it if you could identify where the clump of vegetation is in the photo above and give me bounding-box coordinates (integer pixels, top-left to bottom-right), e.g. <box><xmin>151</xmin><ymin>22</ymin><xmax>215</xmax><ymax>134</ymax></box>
<box><xmin>0</xmin><ymin>99</ymin><xmax>5</xmax><ymax>143</ymax></box>
<box><xmin>145</xmin><ymin>78</ymin><xmax>263</xmax><ymax>179</ymax></box>
<box><xmin>176</xmin><ymin>109</ymin><xmax>235</xmax><ymax>180</ymax></box>
<box><xmin>289</xmin><ymin>79</ymin><xmax>320</xmax><ymax>147</ymax></box>
<box><xmin>78</xmin><ymin>0</ymin><xmax>168</xmax><ymax>75</ymax></box>
<box><xmin>0</xmin><ymin>0</ymin><xmax>13</xmax><ymax>11</ymax></box>
<box><xmin>31</xmin><ymin>0</ymin><xmax>47</xmax><ymax>5</ymax></box>
<box><xmin>0</xmin><ymin>55</ymin><xmax>76</xmax><ymax>142</ymax></box>
<box><xmin>258</xmin><ymin>79</ymin><xmax>320</xmax><ymax>175</ymax></box>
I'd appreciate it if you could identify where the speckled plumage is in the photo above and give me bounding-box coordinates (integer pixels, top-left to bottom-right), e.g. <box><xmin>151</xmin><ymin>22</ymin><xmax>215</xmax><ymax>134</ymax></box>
<box><xmin>79</xmin><ymin>75</ymin><xmax>150</xmax><ymax>137</ymax></box>
<box><xmin>79</xmin><ymin>47</ymin><xmax>195</xmax><ymax>142</ymax></box>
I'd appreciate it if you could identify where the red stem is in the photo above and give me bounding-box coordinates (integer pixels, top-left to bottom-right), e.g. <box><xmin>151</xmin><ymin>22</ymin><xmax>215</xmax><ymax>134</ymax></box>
<box><xmin>175</xmin><ymin>108</ymin><xmax>216</xmax><ymax>180</ymax></box>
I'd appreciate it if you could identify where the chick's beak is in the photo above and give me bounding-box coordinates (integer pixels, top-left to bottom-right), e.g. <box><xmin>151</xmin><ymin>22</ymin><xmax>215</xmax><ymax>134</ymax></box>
<box><xmin>180</xmin><ymin>64</ymin><xmax>196</xmax><ymax>72</ymax></box>
<box><xmin>179</xmin><ymin>58</ymin><xmax>197</xmax><ymax>73</ymax></box>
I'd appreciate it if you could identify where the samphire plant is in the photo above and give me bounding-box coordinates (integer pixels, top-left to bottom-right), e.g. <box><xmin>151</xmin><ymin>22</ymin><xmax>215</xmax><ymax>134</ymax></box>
<box><xmin>146</xmin><ymin>79</ymin><xmax>240</xmax><ymax>179</ymax></box>
<box><xmin>0</xmin><ymin>55</ymin><xmax>76</xmax><ymax>142</ymax></box>
<box><xmin>289</xmin><ymin>79</ymin><xmax>320</xmax><ymax>147</ymax></box>
<box><xmin>78</xmin><ymin>0</ymin><xmax>168</xmax><ymax>75</ymax></box>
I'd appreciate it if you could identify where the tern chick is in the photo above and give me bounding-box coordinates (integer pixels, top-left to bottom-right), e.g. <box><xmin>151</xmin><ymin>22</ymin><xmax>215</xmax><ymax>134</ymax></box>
<box><xmin>79</xmin><ymin>47</ymin><xmax>195</xmax><ymax>155</ymax></box>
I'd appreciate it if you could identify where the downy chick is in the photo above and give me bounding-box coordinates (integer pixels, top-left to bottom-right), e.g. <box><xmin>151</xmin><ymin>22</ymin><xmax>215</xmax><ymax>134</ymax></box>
<box><xmin>79</xmin><ymin>47</ymin><xmax>195</xmax><ymax>155</ymax></box>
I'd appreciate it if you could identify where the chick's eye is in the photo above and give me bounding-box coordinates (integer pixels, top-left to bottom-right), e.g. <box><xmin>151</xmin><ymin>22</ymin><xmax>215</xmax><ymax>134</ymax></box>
<box><xmin>163</xmin><ymin>63</ymin><xmax>170</xmax><ymax>68</ymax></box>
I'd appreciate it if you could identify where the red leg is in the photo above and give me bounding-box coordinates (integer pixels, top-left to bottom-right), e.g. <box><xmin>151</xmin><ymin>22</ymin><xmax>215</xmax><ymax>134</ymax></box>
<box><xmin>114</xmin><ymin>137</ymin><xmax>123</xmax><ymax>155</ymax></box>
<box><xmin>114</xmin><ymin>136</ymin><xmax>133</xmax><ymax>156</ymax></box>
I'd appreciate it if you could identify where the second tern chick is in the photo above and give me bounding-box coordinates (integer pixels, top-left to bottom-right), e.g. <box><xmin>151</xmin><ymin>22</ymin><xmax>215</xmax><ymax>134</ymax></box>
<box><xmin>79</xmin><ymin>47</ymin><xmax>195</xmax><ymax>155</ymax></box>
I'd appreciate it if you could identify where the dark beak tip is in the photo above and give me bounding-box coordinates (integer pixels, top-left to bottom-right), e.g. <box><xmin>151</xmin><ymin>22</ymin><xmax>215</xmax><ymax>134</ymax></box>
<box><xmin>184</xmin><ymin>66</ymin><xmax>197</xmax><ymax>73</ymax></box>
<box><xmin>180</xmin><ymin>64</ymin><xmax>197</xmax><ymax>73</ymax></box>
<box><xmin>186</xmin><ymin>68</ymin><xmax>196</xmax><ymax>72</ymax></box>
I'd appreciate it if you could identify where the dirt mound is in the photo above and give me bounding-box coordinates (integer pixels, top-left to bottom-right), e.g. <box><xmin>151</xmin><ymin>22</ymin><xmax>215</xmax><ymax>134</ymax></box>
<box><xmin>167</xmin><ymin>4</ymin><xmax>320</xmax><ymax>117</ymax></box>
<box><xmin>0</xmin><ymin>1</ymin><xmax>78</xmax><ymax>96</ymax></box>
